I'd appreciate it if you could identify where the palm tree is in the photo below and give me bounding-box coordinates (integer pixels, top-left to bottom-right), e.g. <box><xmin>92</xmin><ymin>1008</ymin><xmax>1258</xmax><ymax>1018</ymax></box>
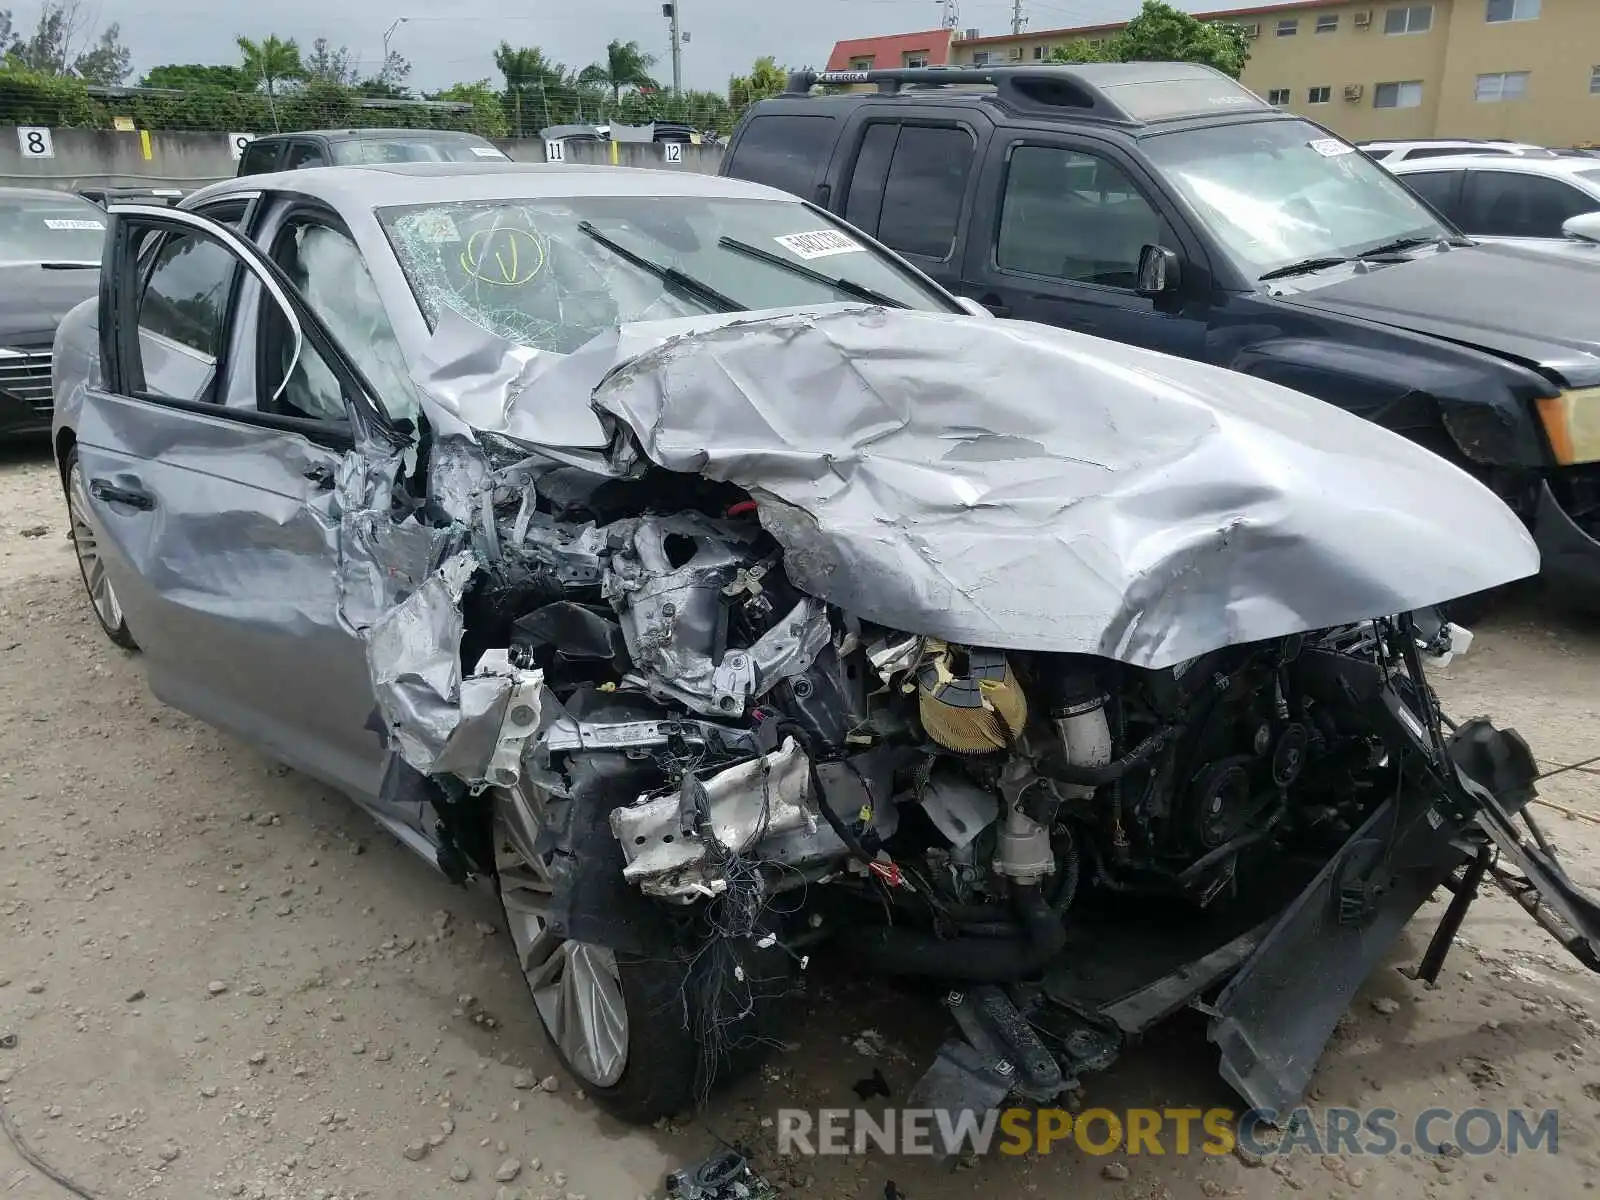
<box><xmin>729</xmin><ymin>56</ymin><xmax>787</xmax><ymax>110</ymax></box>
<box><xmin>578</xmin><ymin>39</ymin><xmax>657</xmax><ymax>109</ymax></box>
<box><xmin>236</xmin><ymin>34</ymin><xmax>304</xmax><ymax>98</ymax></box>
<box><xmin>493</xmin><ymin>42</ymin><xmax>572</xmax><ymax>133</ymax></box>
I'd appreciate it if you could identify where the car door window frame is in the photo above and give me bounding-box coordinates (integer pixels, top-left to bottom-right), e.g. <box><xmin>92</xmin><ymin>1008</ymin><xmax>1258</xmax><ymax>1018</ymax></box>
<box><xmin>100</xmin><ymin>204</ymin><xmax>399</xmax><ymax>451</ymax></box>
<box><xmin>853</xmin><ymin>117</ymin><xmax>982</xmax><ymax>266</ymax></box>
<box><xmin>259</xmin><ymin>200</ymin><xmax>418</xmax><ymax>428</ymax></box>
<box><xmin>282</xmin><ymin>140</ymin><xmax>329</xmax><ymax>171</ymax></box>
<box><xmin>975</xmin><ymin>132</ymin><xmax>1210</xmax><ymax>299</ymax></box>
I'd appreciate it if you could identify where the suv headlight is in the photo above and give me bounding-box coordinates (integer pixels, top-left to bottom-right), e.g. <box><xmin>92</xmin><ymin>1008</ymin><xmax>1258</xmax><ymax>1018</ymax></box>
<box><xmin>1537</xmin><ymin>388</ymin><xmax>1600</xmax><ymax>465</ymax></box>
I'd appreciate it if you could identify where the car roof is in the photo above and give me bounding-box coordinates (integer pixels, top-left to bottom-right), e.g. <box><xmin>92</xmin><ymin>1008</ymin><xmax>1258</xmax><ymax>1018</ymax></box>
<box><xmin>1388</xmin><ymin>153</ymin><xmax>1600</xmax><ymax>177</ymax></box>
<box><xmin>184</xmin><ymin>161</ymin><xmax>800</xmax><ymax>210</ymax></box>
<box><xmin>1360</xmin><ymin>138</ymin><xmax>1540</xmax><ymax>149</ymax></box>
<box><xmin>762</xmin><ymin>62</ymin><xmax>1290</xmax><ymax>135</ymax></box>
<box><xmin>252</xmin><ymin>128</ymin><xmax>493</xmax><ymax>144</ymax></box>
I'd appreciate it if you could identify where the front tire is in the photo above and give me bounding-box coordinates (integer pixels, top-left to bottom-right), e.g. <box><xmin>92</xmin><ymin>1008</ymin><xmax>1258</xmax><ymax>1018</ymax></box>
<box><xmin>63</xmin><ymin>450</ymin><xmax>138</xmax><ymax>651</ymax></box>
<box><xmin>493</xmin><ymin>779</ymin><xmax>787</xmax><ymax>1123</ymax></box>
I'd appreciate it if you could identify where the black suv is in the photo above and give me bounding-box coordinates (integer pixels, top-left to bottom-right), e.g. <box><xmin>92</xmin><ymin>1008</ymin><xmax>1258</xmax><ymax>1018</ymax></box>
<box><xmin>721</xmin><ymin>62</ymin><xmax>1600</xmax><ymax>607</ymax></box>
<box><xmin>236</xmin><ymin>128</ymin><xmax>509</xmax><ymax>175</ymax></box>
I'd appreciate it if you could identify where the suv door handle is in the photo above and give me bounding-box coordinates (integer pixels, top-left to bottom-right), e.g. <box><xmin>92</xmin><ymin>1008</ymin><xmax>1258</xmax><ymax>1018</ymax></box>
<box><xmin>89</xmin><ymin>479</ymin><xmax>154</xmax><ymax>510</ymax></box>
<box><xmin>302</xmin><ymin>463</ymin><xmax>336</xmax><ymax>490</ymax></box>
<box><xmin>978</xmin><ymin>295</ymin><xmax>1011</xmax><ymax>317</ymax></box>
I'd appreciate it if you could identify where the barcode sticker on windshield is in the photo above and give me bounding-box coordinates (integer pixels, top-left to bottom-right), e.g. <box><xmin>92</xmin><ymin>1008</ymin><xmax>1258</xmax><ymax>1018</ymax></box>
<box><xmin>43</xmin><ymin>218</ymin><xmax>105</xmax><ymax>231</ymax></box>
<box><xmin>470</xmin><ymin>146</ymin><xmax>508</xmax><ymax>158</ymax></box>
<box><xmin>775</xmin><ymin>230</ymin><xmax>864</xmax><ymax>260</ymax></box>
<box><xmin>1308</xmin><ymin>138</ymin><xmax>1355</xmax><ymax>158</ymax></box>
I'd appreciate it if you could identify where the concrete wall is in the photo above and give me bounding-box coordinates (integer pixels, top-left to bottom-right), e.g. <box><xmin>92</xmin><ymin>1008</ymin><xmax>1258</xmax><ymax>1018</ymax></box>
<box><xmin>0</xmin><ymin>127</ymin><xmax>727</xmax><ymax>192</ymax></box>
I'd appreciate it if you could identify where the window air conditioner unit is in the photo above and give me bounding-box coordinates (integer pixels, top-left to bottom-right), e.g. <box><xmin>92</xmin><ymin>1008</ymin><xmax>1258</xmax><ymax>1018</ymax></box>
<box><xmin>1008</xmin><ymin>47</ymin><xmax>1023</xmax><ymax>60</ymax></box>
<box><xmin>1344</xmin><ymin>83</ymin><xmax>1365</xmax><ymax>101</ymax></box>
<box><xmin>1243</xmin><ymin>22</ymin><xmax>1261</xmax><ymax>37</ymax></box>
<box><xmin>1353</xmin><ymin>10</ymin><xmax>1372</xmax><ymax>26</ymax></box>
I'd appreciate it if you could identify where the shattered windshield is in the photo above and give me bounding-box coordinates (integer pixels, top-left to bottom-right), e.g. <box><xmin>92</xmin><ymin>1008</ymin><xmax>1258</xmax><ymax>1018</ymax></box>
<box><xmin>1142</xmin><ymin>119</ymin><xmax>1455</xmax><ymax>279</ymax></box>
<box><xmin>377</xmin><ymin>195</ymin><xmax>959</xmax><ymax>352</ymax></box>
<box><xmin>0</xmin><ymin>194</ymin><xmax>106</xmax><ymax>264</ymax></box>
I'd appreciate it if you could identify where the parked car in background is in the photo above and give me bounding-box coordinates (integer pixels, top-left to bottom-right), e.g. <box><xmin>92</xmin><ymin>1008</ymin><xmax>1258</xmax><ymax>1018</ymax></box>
<box><xmin>721</xmin><ymin>62</ymin><xmax>1600</xmax><ymax>606</ymax></box>
<box><xmin>77</xmin><ymin>185</ymin><xmax>187</xmax><ymax>208</ymax></box>
<box><xmin>50</xmin><ymin>160</ymin><xmax>1595</xmax><ymax>1132</ymax></box>
<box><xmin>0</xmin><ymin>186</ymin><xmax>105</xmax><ymax>436</ymax></box>
<box><xmin>1356</xmin><ymin>138</ymin><xmax>1554</xmax><ymax>163</ymax></box>
<box><xmin>1387</xmin><ymin>153</ymin><xmax>1600</xmax><ymax>246</ymax></box>
<box><xmin>236</xmin><ymin>129</ymin><xmax>510</xmax><ymax>176</ymax></box>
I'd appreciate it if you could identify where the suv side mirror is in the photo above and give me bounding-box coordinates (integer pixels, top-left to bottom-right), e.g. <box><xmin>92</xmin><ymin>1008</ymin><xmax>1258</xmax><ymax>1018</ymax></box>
<box><xmin>1136</xmin><ymin>244</ymin><xmax>1183</xmax><ymax>297</ymax></box>
<box><xmin>1561</xmin><ymin>211</ymin><xmax>1600</xmax><ymax>244</ymax></box>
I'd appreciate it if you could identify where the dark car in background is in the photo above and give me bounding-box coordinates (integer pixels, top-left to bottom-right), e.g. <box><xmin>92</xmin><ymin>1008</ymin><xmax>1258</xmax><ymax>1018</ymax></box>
<box><xmin>0</xmin><ymin>187</ymin><xmax>105</xmax><ymax>436</ymax></box>
<box><xmin>236</xmin><ymin>128</ymin><xmax>510</xmax><ymax>176</ymax></box>
<box><xmin>720</xmin><ymin>62</ymin><xmax>1600</xmax><ymax>607</ymax></box>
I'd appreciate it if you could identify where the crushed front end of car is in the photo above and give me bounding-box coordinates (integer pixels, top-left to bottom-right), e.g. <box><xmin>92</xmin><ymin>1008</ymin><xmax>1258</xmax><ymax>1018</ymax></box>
<box><xmin>333</xmin><ymin>305</ymin><xmax>1600</xmax><ymax>1122</ymax></box>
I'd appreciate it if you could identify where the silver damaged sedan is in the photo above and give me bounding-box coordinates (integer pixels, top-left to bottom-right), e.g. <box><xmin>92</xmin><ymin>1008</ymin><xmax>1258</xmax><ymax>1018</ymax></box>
<box><xmin>51</xmin><ymin>162</ymin><xmax>1600</xmax><ymax>1125</ymax></box>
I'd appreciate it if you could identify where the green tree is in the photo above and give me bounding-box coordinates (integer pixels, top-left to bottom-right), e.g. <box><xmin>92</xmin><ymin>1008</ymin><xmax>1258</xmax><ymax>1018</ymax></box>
<box><xmin>303</xmin><ymin>36</ymin><xmax>358</xmax><ymax>87</ymax></box>
<box><xmin>1079</xmin><ymin>0</ymin><xmax>1250</xmax><ymax>78</ymax></box>
<box><xmin>1047</xmin><ymin>38</ymin><xmax>1115</xmax><ymax>65</ymax></box>
<box><xmin>426</xmin><ymin>78</ymin><xmax>509</xmax><ymax>138</ymax></box>
<box><xmin>72</xmin><ymin>23</ymin><xmax>131</xmax><ymax>84</ymax></box>
<box><xmin>494</xmin><ymin>42</ymin><xmax>577</xmax><ymax>134</ymax></box>
<box><xmin>236</xmin><ymin>34</ymin><xmax>305</xmax><ymax>98</ymax></box>
<box><xmin>141</xmin><ymin>63</ymin><xmax>251</xmax><ymax>90</ymax></box>
<box><xmin>727</xmin><ymin>55</ymin><xmax>786</xmax><ymax>110</ymax></box>
<box><xmin>0</xmin><ymin>8</ymin><xmax>24</xmax><ymax>59</ymax></box>
<box><xmin>578</xmin><ymin>38</ymin><xmax>657</xmax><ymax>108</ymax></box>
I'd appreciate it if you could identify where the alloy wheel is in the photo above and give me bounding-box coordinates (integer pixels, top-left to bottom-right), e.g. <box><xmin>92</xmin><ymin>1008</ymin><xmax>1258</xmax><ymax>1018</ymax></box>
<box><xmin>495</xmin><ymin>784</ymin><xmax>630</xmax><ymax>1088</ymax></box>
<box><xmin>67</xmin><ymin>460</ymin><xmax>126</xmax><ymax>635</ymax></box>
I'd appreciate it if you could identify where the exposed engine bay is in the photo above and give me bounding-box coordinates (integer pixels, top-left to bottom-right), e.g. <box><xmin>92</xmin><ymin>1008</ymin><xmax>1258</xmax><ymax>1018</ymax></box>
<box><xmin>363</xmin><ymin>436</ymin><xmax>1600</xmax><ymax>1123</ymax></box>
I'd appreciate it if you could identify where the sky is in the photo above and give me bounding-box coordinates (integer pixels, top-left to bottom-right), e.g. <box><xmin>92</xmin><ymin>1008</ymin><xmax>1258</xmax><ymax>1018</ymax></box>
<box><xmin>23</xmin><ymin>0</ymin><xmax>1172</xmax><ymax>93</ymax></box>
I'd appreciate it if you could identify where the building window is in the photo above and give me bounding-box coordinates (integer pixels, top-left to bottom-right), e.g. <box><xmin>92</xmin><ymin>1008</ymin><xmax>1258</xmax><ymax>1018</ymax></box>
<box><xmin>904</xmin><ymin>53</ymin><xmax>929</xmax><ymax>67</ymax></box>
<box><xmin>1374</xmin><ymin>80</ymin><xmax>1425</xmax><ymax>108</ymax></box>
<box><xmin>1316</xmin><ymin>14</ymin><xmax>1339</xmax><ymax>32</ymax></box>
<box><xmin>1032</xmin><ymin>45</ymin><xmax>1045</xmax><ymax>59</ymax></box>
<box><xmin>1277</xmin><ymin>18</ymin><xmax>1299</xmax><ymax>35</ymax></box>
<box><xmin>851</xmin><ymin>58</ymin><xmax>873</xmax><ymax>70</ymax></box>
<box><xmin>1475</xmin><ymin>70</ymin><xmax>1530</xmax><ymax>101</ymax></box>
<box><xmin>1308</xmin><ymin>85</ymin><xmax>1332</xmax><ymax>104</ymax></box>
<box><xmin>1267</xmin><ymin>88</ymin><xmax>1292</xmax><ymax>106</ymax></box>
<box><xmin>1384</xmin><ymin>4</ymin><xmax>1433</xmax><ymax>34</ymax></box>
<box><xmin>1486</xmin><ymin>0</ymin><xmax>1540</xmax><ymax>21</ymax></box>
<box><xmin>1591</xmin><ymin>66</ymin><xmax>1600</xmax><ymax>95</ymax></box>
<box><xmin>971</xmin><ymin>51</ymin><xmax>991</xmax><ymax>65</ymax></box>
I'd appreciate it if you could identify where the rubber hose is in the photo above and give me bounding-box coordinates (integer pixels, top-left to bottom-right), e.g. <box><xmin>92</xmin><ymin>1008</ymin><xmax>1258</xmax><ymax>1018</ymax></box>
<box><xmin>837</xmin><ymin>883</ymin><xmax>1067</xmax><ymax>982</ymax></box>
<box><xmin>1036</xmin><ymin>725</ymin><xmax>1176</xmax><ymax>786</ymax></box>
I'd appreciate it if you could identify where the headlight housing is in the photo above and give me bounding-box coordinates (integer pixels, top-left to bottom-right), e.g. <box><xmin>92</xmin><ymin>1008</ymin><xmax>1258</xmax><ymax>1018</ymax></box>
<box><xmin>1537</xmin><ymin>387</ymin><xmax>1600</xmax><ymax>465</ymax></box>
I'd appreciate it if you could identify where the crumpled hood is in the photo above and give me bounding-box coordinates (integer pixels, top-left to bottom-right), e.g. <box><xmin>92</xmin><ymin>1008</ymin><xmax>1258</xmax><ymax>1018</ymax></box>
<box><xmin>412</xmin><ymin>306</ymin><xmax>1539</xmax><ymax>670</ymax></box>
<box><xmin>1276</xmin><ymin>242</ymin><xmax>1600</xmax><ymax>383</ymax></box>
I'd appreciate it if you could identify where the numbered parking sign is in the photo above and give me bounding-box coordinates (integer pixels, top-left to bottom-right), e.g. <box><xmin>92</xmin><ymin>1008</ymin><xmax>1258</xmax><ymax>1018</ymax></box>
<box><xmin>544</xmin><ymin>139</ymin><xmax>565</xmax><ymax>163</ymax></box>
<box><xmin>18</xmin><ymin>127</ymin><xmax>54</xmax><ymax>159</ymax></box>
<box><xmin>228</xmin><ymin>133</ymin><xmax>257</xmax><ymax>160</ymax></box>
<box><xmin>664</xmin><ymin>141</ymin><xmax>683</xmax><ymax>165</ymax></box>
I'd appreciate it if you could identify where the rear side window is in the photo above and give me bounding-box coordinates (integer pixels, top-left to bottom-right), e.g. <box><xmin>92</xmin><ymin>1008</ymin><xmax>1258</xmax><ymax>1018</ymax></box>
<box><xmin>1462</xmin><ymin>171</ymin><xmax>1600</xmax><ymax>237</ymax></box>
<box><xmin>725</xmin><ymin>114</ymin><xmax>837</xmax><ymax>198</ymax></box>
<box><xmin>875</xmin><ymin>125</ymin><xmax>975</xmax><ymax>261</ymax></box>
<box><xmin>1400</xmin><ymin>169</ymin><xmax>1464</xmax><ymax>219</ymax></box>
<box><xmin>282</xmin><ymin>142</ymin><xmax>327</xmax><ymax>170</ymax></box>
<box><xmin>237</xmin><ymin>140</ymin><xmax>281</xmax><ymax>176</ymax></box>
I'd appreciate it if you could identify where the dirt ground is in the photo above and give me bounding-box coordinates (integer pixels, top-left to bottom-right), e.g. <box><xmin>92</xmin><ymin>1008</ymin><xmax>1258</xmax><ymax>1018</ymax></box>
<box><xmin>2</xmin><ymin>439</ymin><xmax>1598</xmax><ymax>1200</ymax></box>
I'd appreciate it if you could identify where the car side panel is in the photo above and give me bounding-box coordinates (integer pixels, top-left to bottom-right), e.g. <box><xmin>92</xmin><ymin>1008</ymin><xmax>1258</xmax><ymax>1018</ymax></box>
<box><xmin>72</xmin><ymin>389</ymin><xmax>382</xmax><ymax>802</ymax></box>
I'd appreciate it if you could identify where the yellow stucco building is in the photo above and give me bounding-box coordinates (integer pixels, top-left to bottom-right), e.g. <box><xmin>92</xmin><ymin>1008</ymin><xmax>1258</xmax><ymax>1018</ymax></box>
<box><xmin>831</xmin><ymin>0</ymin><xmax>1600</xmax><ymax>146</ymax></box>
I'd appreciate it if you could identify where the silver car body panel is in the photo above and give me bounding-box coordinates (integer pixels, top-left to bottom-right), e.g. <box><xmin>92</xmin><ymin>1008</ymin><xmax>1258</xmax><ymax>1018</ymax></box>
<box><xmin>50</xmin><ymin>164</ymin><xmax>1540</xmax><ymax>849</ymax></box>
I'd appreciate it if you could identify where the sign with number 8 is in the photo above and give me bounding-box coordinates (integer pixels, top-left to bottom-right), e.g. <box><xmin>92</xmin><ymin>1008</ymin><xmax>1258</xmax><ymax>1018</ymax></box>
<box><xmin>18</xmin><ymin>127</ymin><xmax>54</xmax><ymax>158</ymax></box>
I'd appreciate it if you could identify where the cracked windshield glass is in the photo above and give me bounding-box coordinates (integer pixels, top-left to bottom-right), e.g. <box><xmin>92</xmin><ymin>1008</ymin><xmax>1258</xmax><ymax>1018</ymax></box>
<box><xmin>379</xmin><ymin>194</ymin><xmax>957</xmax><ymax>353</ymax></box>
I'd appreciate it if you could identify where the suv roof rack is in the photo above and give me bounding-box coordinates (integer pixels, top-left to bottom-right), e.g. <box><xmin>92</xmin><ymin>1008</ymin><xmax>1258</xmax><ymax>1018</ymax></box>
<box><xmin>782</xmin><ymin>62</ymin><xmax>1274</xmax><ymax>126</ymax></box>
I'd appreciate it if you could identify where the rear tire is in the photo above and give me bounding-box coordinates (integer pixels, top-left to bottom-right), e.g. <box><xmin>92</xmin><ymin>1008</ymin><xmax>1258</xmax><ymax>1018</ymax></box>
<box><xmin>63</xmin><ymin>450</ymin><xmax>138</xmax><ymax>651</ymax></box>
